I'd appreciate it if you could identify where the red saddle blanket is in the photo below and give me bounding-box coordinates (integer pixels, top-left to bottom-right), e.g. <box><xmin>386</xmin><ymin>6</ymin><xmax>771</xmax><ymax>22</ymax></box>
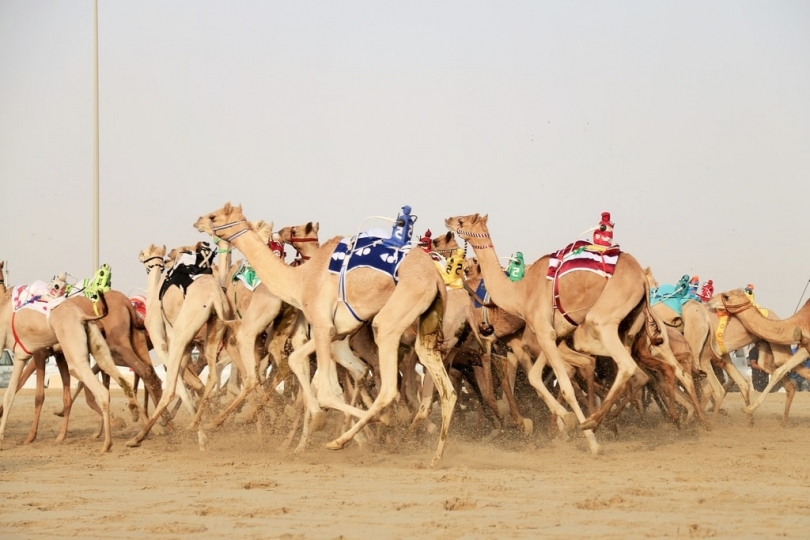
<box><xmin>546</xmin><ymin>240</ymin><xmax>620</xmax><ymax>280</ymax></box>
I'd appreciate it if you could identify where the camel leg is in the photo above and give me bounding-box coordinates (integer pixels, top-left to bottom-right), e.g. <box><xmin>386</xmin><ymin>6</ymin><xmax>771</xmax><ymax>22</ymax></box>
<box><xmin>781</xmin><ymin>379</ymin><xmax>795</xmax><ymax>427</ymax></box>
<box><xmin>127</xmin><ymin>341</ymin><xmax>195</xmax><ymax>448</ymax></box>
<box><xmin>188</xmin><ymin>320</ymin><xmax>226</xmax><ymax>434</ymax></box>
<box><xmin>572</xmin><ymin>319</ymin><xmax>639</xmax><ymax>435</ymax></box>
<box><xmin>0</xmin><ymin>356</ymin><xmax>38</xmax><ymax>419</ymax></box>
<box><xmin>743</xmin><ymin>349</ymin><xmax>810</xmax><ymax>414</ymax></box>
<box><xmin>328</xmin><ymin>292</ymin><xmax>456</xmax><ymax>468</ymax></box>
<box><xmin>0</xmin><ymin>354</ymin><xmax>32</xmax><ymax>450</ymax></box>
<box><xmin>54</xmin><ymin>354</ymin><xmax>73</xmax><ymax>443</ymax></box>
<box><xmin>23</xmin><ymin>353</ymin><xmax>48</xmax><ymax>444</ymax></box>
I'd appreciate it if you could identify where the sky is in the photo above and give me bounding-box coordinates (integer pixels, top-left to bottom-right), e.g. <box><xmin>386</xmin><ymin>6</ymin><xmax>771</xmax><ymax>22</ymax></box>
<box><xmin>1</xmin><ymin>1</ymin><xmax>809</xmax><ymax>317</ymax></box>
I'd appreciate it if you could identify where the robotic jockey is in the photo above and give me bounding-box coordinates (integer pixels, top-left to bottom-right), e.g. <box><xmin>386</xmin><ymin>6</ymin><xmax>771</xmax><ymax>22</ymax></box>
<box><xmin>593</xmin><ymin>212</ymin><xmax>615</xmax><ymax>247</ymax></box>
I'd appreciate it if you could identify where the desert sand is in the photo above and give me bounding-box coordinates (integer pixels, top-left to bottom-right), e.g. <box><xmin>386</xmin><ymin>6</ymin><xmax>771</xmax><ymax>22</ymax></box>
<box><xmin>2</xmin><ymin>387</ymin><xmax>810</xmax><ymax>539</ymax></box>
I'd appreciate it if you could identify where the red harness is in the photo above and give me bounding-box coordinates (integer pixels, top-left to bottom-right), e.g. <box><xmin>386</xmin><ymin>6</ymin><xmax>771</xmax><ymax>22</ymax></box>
<box><xmin>11</xmin><ymin>311</ymin><xmax>33</xmax><ymax>355</ymax></box>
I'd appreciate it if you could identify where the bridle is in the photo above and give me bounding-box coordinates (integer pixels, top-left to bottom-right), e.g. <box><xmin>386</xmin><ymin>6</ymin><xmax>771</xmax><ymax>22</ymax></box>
<box><xmin>455</xmin><ymin>228</ymin><xmax>493</xmax><ymax>250</ymax></box>
<box><xmin>289</xmin><ymin>229</ymin><xmax>318</xmax><ymax>262</ymax></box>
<box><xmin>211</xmin><ymin>218</ymin><xmax>249</xmax><ymax>243</ymax></box>
<box><xmin>142</xmin><ymin>255</ymin><xmax>166</xmax><ymax>274</ymax></box>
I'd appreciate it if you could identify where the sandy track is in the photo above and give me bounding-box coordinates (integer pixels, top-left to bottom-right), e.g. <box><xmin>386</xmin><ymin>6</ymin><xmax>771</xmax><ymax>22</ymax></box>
<box><xmin>2</xmin><ymin>388</ymin><xmax>810</xmax><ymax>539</ymax></box>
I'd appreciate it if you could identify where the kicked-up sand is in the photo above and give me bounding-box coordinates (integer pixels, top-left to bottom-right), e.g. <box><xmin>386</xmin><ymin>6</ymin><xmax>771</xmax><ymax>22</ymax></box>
<box><xmin>1</xmin><ymin>387</ymin><xmax>810</xmax><ymax>539</ymax></box>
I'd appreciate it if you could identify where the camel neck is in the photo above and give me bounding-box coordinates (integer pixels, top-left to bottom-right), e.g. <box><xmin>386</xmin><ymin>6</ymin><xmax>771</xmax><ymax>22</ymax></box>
<box><xmin>466</xmin><ymin>238</ymin><xmax>523</xmax><ymax>318</ymax></box>
<box><xmin>144</xmin><ymin>264</ymin><xmax>163</xmax><ymax>307</ymax></box>
<box><xmin>216</xmin><ymin>240</ymin><xmax>232</xmax><ymax>289</ymax></box>
<box><xmin>731</xmin><ymin>303</ymin><xmax>806</xmax><ymax>346</ymax></box>
<box><xmin>230</xmin><ymin>230</ymin><xmax>302</xmax><ymax>309</ymax></box>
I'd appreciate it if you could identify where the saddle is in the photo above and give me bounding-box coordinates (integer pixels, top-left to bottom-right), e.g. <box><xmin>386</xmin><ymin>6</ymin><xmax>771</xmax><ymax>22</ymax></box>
<box><xmin>159</xmin><ymin>243</ymin><xmax>215</xmax><ymax>300</ymax></box>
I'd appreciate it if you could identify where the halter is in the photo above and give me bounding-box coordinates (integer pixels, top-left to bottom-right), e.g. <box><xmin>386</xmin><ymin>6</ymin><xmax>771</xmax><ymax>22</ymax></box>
<box><xmin>455</xmin><ymin>228</ymin><xmax>493</xmax><ymax>250</ymax></box>
<box><xmin>211</xmin><ymin>219</ymin><xmax>249</xmax><ymax>243</ymax></box>
<box><xmin>142</xmin><ymin>256</ymin><xmax>166</xmax><ymax>274</ymax></box>
<box><xmin>289</xmin><ymin>230</ymin><xmax>318</xmax><ymax>262</ymax></box>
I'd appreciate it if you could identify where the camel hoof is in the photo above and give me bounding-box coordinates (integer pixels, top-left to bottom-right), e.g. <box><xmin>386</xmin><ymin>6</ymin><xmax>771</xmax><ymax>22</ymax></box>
<box><xmin>325</xmin><ymin>439</ymin><xmax>345</xmax><ymax>451</ymax></box>
<box><xmin>310</xmin><ymin>411</ymin><xmax>328</xmax><ymax>432</ymax></box>
<box><xmin>53</xmin><ymin>410</ymin><xmax>65</xmax><ymax>418</ymax></box>
<box><xmin>126</xmin><ymin>438</ymin><xmax>142</xmax><ymax>448</ymax></box>
<box><xmin>522</xmin><ymin>418</ymin><xmax>534</xmax><ymax>436</ymax></box>
<box><xmin>589</xmin><ymin>443</ymin><xmax>603</xmax><ymax>456</ymax></box>
<box><xmin>152</xmin><ymin>423</ymin><xmax>166</xmax><ymax>436</ymax></box>
<box><xmin>562</xmin><ymin>412</ymin><xmax>579</xmax><ymax>432</ymax></box>
<box><xmin>101</xmin><ymin>443</ymin><xmax>112</xmax><ymax>453</ymax></box>
<box><xmin>112</xmin><ymin>417</ymin><xmax>127</xmax><ymax>430</ymax></box>
<box><xmin>742</xmin><ymin>406</ymin><xmax>755</xmax><ymax>415</ymax></box>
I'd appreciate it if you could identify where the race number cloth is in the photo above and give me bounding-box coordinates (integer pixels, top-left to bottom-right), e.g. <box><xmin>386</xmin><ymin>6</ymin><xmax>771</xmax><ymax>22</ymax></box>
<box><xmin>232</xmin><ymin>260</ymin><xmax>261</xmax><ymax>291</ymax></box>
<box><xmin>328</xmin><ymin>234</ymin><xmax>411</xmax><ymax>283</ymax></box>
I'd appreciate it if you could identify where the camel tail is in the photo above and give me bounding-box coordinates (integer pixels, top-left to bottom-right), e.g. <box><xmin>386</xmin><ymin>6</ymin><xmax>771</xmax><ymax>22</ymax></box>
<box><xmin>212</xmin><ymin>290</ymin><xmax>235</xmax><ymax>323</ymax></box>
<box><xmin>79</xmin><ymin>292</ymin><xmax>110</xmax><ymax>322</ymax></box>
<box><xmin>86</xmin><ymin>321</ymin><xmax>115</xmax><ymax>366</ymax></box>
<box><xmin>124</xmin><ymin>297</ymin><xmax>146</xmax><ymax>330</ymax></box>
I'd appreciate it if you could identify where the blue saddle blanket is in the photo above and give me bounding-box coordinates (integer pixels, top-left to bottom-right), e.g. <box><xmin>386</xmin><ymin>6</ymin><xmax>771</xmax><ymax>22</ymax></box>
<box><xmin>650</xmin><ymin>283</ymin><xmax>698</xmax><ymax>316</ymax></box>
<box><xmin>328</xmin><ymin>234</ymin><xmax>411</xmax><ymax>283</ymax></box>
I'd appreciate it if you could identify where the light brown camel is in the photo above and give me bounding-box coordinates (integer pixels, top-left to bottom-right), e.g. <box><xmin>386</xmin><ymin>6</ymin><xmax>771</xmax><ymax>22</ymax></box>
<box><xmin>645</xmin><ymin>269</ymin><xmax>753</xmax><ymax>421</ymax></box>
<box><xmin>712</xmin><ymin>289</ymin><xmax>810</xmax><ymax>417</ymax></box>
<box><xmin>126</xmin><ymin>243</ymin><xmax>233</xmax><ymax>450</ymax></box>
<box><xmin>195</xmin><ymin>203</ymin><xmax>455</xmax><ymax>468</ymax></box>
<box><xmin>210</xmin><ymin>220</ymin><xmax>323</xmax><ymax>430</ymax></box>
<box><xmin>445</xmin><ymin>213</ymin><xmax>702</xmax><ymax>453</ymax></box>
<box><xmin>4</xmin><ymin>289</ymin><xmax>163</xmax><ymax>444</ymax></box>
<box><xmin>0</xmin><ymin>291</ymin><xmax>119</xmax><ymax>452</ymax></box>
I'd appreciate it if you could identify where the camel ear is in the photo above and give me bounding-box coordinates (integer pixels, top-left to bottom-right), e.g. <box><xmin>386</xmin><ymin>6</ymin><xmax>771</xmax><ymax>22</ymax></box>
<box><xmin>224</xmin><ymin>202</ymin><xmax>232</xmax><ymax>213</ymax></box>
<box><xmin>481</xmin><ymin>214</ymin><xmax>489</xmax><ymax>224</ymax></box>
<box><xmin>444</xmin><ymin>231</ymin><xmax>453</xmax><ymax>241</ymax></box>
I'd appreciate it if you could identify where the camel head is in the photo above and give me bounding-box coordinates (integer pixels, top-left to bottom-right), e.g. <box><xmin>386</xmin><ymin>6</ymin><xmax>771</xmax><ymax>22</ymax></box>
<box><xmin>711</xmin><ymin>288</ymin><xmax>750</xmax><ymax>311</ymax></box>
<box><xmin>277</xmin><ymin>221</ymin><xmax>320</xmax><ymax>245</ymax></box>
<box><xmin>138</xmin><ymin>245</ymin><xmax>167</xmax><ymax>274</ymax></box>
<box><xmin>445</xmin><ymin>213</ymin><xmax>489</xmax><ymax>241</ymax></box>
<box><xmin>194</xmin><ymin>202</ymin><xmax>246</xmax><ymax>240</ymax></box>
<box><xmin>138</xmin><ymin>244</ymin><xmax>166</xmax><ymax>264</ymax></box>
<box><xmin>250</xmin><ymin>220</ymin><xmax>275</xmax><ymax>245</ymax></box>
<box><xmin>463</xmin><ymin>257</ymin><xmax>482</xmax><ymax>282</ymax></box>
<box><xmin>431</xmin><ymin>231</ymin><xmax>460</xmax><ymax>255</ymax></box>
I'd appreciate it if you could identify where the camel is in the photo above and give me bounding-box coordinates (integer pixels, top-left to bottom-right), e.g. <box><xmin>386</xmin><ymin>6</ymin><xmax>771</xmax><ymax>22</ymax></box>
<box><xmin>210</xmin><ymin>220</ymin><xmax>322</xmax><ymax>430</ymax></box>
<box><xmin>0</xmin><ymin>290</ymin><xmax>120</xmax><ymax>452</ymax></box>
<box><xmin>195</xmin><ymin>203</ymin><xmax>456</xmax><ymax>468</ymax></box>
<box><xmin>712</xmin><ymin>289</ymin><xmax>810</xmax><ymax>417</ymax></box>
<box><xmin>454</xmin><ymin>255</ymin><xmax>536</xmax><ymax>433</ymax></box>
<box><xmin>3</xmin><ymin>288</ymin><xmax>163</xmax><ymax>444</ymax></box>
<box><xmin>125</xmin><ymin>243</ymin><xmax>233</xmax><ymax>450</ymax></box>
<box><xmin>444</xmin><ymin>213</ymin><xmax>705</xmax><ymax>453</ymax></box>
<box><xmin>645</xmin><ymin>270</ymin><xmax>754</xmax><ymax>420</ymax></box>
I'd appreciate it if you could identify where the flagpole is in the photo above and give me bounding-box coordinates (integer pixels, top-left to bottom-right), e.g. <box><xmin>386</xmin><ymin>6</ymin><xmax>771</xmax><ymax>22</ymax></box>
<box><xmin>92</xmin><ymin>0</ymin><xmax>100</xmax><ymax>271</ymax></box>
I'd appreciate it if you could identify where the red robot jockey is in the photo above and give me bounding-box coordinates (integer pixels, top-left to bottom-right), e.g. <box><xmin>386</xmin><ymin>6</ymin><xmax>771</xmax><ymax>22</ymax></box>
<box><xmin>698</xmin><ymin>279</ymin><xmax>714</xmax><ymax>302</ymax></box>
<box><xmin>593</xmin><ymin>212</ymin><xmax>615</xmax><ymax>247</ymax></box>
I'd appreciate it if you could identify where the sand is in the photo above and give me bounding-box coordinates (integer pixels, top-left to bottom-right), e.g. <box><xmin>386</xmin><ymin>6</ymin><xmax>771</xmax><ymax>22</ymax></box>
<box><xmin>1</xmin><ymin>387</ymin><xmax>810</xmax><ymax>539</ymax></box>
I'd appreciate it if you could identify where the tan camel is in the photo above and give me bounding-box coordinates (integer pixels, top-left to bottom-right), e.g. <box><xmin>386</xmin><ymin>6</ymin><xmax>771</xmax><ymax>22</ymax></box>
<box><xmin>210</xmin><ymin>220</ymin><xmax>322</xmax><ymax>429</ymax></box>
<box><xmin>126</xmin><ymin>243</ymin><xmax>233</xmax><ymax>450</ymax></box>
<box><xmin>4</xmin><ymin>289</ymin><xmax>163</xmax><ymax>444</ymax></box>
<box><xmin>0</xmin><ymin>291</ymin><xmax>119</xmax><ymax>452</ymax></box>
<box><xmin>645</xmin><ymin>270</ymin><xmax>753</xmax><ymax>420</ymax></box>
<box><xmin>712</xmin><ymin>289</ymin><xmax>810</xmax><ymax>417</ymax></box>
<box><xmin>195</xmin><ymin>203</ymin><xmax>455</xmax><ymax>468</ymax></box>
<box><xmin>444</xmin><ymin>213</ymin><xmax>703</xmax><ymax>453</ymax></box>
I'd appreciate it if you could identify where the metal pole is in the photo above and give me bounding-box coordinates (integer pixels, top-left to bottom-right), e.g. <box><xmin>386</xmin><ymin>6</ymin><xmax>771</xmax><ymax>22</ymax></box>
<box><xmin>92</xmin><ymin>0</ymin><xmax>100</xmax><ymax>271</ymax></box>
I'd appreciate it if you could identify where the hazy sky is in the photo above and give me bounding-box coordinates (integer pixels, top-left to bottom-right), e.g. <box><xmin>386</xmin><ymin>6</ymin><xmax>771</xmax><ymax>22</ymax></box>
<box><xmin>1</xmin><ymin>1</ymin><xmax>809</xmax><ymax>316</ymax></box>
